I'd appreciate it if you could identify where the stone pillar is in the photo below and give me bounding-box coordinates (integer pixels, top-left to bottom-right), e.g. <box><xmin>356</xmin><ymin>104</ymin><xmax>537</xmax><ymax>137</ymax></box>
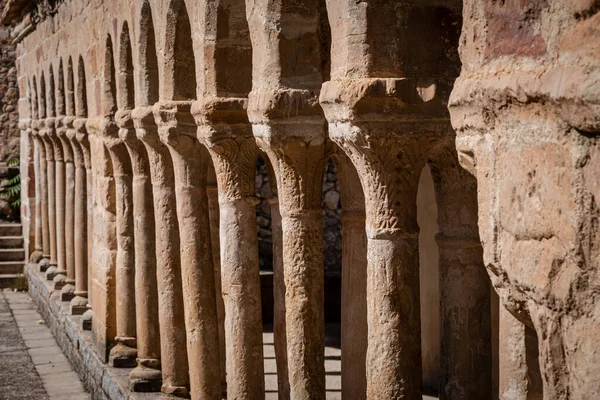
<box><xmin>247</xmin><ymin>92</ymin><xmax>327</xmax><ymax>400</ymax></box>
<box><xmin>335</xmin><ymin>151</ymin><xmax>368</xmax><ymax>400</ymax></box>
<box><xmin>498</xmin><ymin>306</ymin><xmax>544</xmax><ymax>400</ymax></box>
<box><xmin>268</xmin><ymin>196</ymin><xmax>289</xmax><ymax>400</ymax></box>
<box><xmin>68</xmin><ymin>118</ymin><xmax>89</xmax><ymax>315</ymax></box>
<box><xmin>117</xmin><ymin>109</ymin><xmax>162</xmax><ymax>391</ymax></box>
<box><xmin>77</xmin><ymin>118</ymin><xmax>93</xmax><ymax>330</ymax></box>
<box><xmin>40</xmin><ymin>122</ymin><xmax>58</xmax><ymax>280</ymax></box>
<box><xmin>428</xmin><ymin>146</ymin><xmax>492</xmax><ymax>399</ymax></box>
<box><xmin>155</xmin><ymin>101</ymin><xmax>221</xmax><ymax>400</ymax></box>
<box><xmin>32</xmin><ymin>124</ymin><xmax>50</xmax><ymax>270</ymax></box>
<box><xmin>48</xmin><ymin>116</ymin><xmax>67</xmax><ymax>290</ymax></box>
<box><xmin>29</xmin><ymin>120</ymin><xmax>44</xmax><ymax>264</ymax></box>
<box><xmin>195</xmin><ymin>98</ymin><xmax>264</xmax><ymax>400</ymax></box>
<box><xmin>133</xmin><ymin>105</ymin><xmax>189</xmax><ymax>396</ymax></box>
<box><xmin>58</xmin><ymin>116</ymin><xmax>77</xmax><ymax>301</ymax></box>
<box><xmin>103</xmin><ymin>119</ymin><xmax>137</xmax><ymax>368</ymax></box>
<box><xmin>206</xmin><ymin>174</ymin><xmax>227</xmax><ymax>392</ymax></box>
<box><xmin>86</xmin><ymin>117</ymin><xmax>118</xmax><ymax>361</ymax></box>
<box><xmin>322</xmin><ymin>79</ymin><xmax>446</xmax><ymax>399</ymax></box>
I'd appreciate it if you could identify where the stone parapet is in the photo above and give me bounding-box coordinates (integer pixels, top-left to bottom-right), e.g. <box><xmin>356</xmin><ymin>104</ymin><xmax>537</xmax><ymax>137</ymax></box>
<box><xmin>27</xmin><ymin>263</ymin><xmax>181</xmax><ymax>400</ymax></box>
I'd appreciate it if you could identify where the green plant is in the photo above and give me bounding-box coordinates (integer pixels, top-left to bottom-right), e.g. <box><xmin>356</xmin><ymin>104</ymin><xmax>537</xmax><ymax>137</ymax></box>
<box><xmin>0</xmin><ymin>159</ymin><xmax>21</xmax><ymax>214</ymax></box>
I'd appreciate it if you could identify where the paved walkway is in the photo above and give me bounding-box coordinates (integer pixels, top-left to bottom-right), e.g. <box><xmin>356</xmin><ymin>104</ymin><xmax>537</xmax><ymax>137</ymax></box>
<box><xmin>0</xmin><ymin>289</ymin><xmax>89</xmax><ymax>400</ymax></box>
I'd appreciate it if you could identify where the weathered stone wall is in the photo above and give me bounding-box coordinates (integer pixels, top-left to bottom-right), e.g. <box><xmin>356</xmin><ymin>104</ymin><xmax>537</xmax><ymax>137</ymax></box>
<box><xmin>0</xmin><ymin>0</ymin><xmax>18</xmax><ymax>163</ymax></box>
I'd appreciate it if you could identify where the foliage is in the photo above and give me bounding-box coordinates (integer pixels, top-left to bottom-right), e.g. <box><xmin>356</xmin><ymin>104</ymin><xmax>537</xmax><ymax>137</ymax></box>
<box><xmin>0</xmin><ymin>159</ymin><xmax>21</xmax><ymax>216</ymax></box>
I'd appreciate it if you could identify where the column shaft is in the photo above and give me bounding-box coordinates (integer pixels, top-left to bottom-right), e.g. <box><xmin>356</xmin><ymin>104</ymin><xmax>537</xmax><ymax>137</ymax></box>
<box><xmin>32</xmin><ymin>135</ymin><xmax>43</xmax><ymax>261</ymax></box>
<box><xmin>135</xmin><ymin>107</ymin><xmax>189</xmax><ymax>396</ymax></box>
<box><xmin>107</xmin><ymin>141</ymin><xmax>137</xmax><ymax>367</ymax></box>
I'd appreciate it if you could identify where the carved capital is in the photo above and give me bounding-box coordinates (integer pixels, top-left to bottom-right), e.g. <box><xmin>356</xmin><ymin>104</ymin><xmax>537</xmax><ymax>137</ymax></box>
<box><xmin>18</xmin><ymin>118</ymin><xmax>31</xmax><ymax>131</ymax></box>
<box><xmin>132</xmin><ymin>106</ymin><xmax>160</xmax><ymax>148</ymax></box>
<box><xmin>153</xmin><ymin>101</ymin><xmax>196</xmax><ymax>149</ymax></box>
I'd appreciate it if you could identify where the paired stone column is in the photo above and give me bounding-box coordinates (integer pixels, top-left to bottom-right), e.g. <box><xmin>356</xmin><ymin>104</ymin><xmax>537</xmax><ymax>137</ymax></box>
<box><xmin>322</xmin><ymin>79</ymin><xmax>443</xmax><ymax>399</ymax></box>
<box><xmin>195</xmin><ymin>98</ymin><xmax>264</xmax><ymax>399</ymax></box>
<box><xmin>58</xmin><ymin>116</ymin><xmax>77</xmax><ymax>301</ymax></box>
<box><xmin>334</xmin><ymin>151</ymin><xmax>368</xmax><ymax>400</ymax></box>
<box><xmin>429</xmin><ymin>146</ymin><xmax>492</xmax><ymax>399</ymax></box>
<box><xmin>102</xmin><ymin>118</ymin><xmax>137</xmax><ymax>368</ymax></box>
<box><xmin>31</xmin><ymin>120</ymin><xmax>50</xmax><ymax>269</ymax></box>
<box><xmin>133</xmin><ymin>105</ymin><xmax>189</xmax><ymax>396</ymax></box>
<box><xmin>48</xmin><ymin>116</ymin><xmax>67</xmax><ymax>290</ymax></box>
<box><xmin>68</xmin><ymin>118</ymin><xmax>89</xmax><ymax>315</ymax></box>
<box><xmin>40</xmin><ymin>121</ymin><xmax>58</xmax><ymax>280</ymax></box>
<box><xmin>155</xmin><ymin>101</ymin><xmax>221</xmax><ymax>400</ymax></box>
<box><xmin>248</xmin><ymin>90</ymin><xmax>327</xmax><ymax>400</ymax></box>
<box><xmin>117</xmin><ymin>109</ymin><xmax>162</xmax><ymax>391</ymax></box>
<box><xmin>206</xmin><ymin>173</ymin><xmax>227</xmax><ymax>392</ymax></box>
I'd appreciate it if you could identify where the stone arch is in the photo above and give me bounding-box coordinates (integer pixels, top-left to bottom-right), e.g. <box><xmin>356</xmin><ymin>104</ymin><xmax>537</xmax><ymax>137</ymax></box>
<box><xmin>138</xmin><ymin>0</ymin><xmax>159</xmax><ymax>105</ymax></box>
<box><xmin>164</xmin><ymin>0</ymin><xmax>196</xmax><ymax>100</ymax></box>
<box><xmin>76</xmin><ymin>56</ymin><xmax>88</xmax><ymax>118</ymax></box>
<box><xmin>103</xmin><ymin>35</ymin><xmax>118</xmax><ymax>116</ymax></box>
<box><xmin>39</xmin><ymin>72</ymin><xmax>46</xmax><ymax>119</ymax></box>
<box><xmin>67</xmin><ymin>57</ymin><xmax>75</xmax><ymax>116</ymax></box>
<box><xmin>118</xmin><ymin>22</ymin><xmax>135</xmax><ymax>109</ymax></box>
<box><xmin>48</xmin><ymin>65</ymin><xmax>56</xmax><ymax>117</ymax></box>
<box><xmin>57</xmin><ymin>59</ymin><xmax>66</xmax><ymax>116</ymax></box>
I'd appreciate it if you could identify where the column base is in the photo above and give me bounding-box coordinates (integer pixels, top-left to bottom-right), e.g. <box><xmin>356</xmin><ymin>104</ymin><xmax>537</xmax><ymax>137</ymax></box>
<box><xmin>129</xmin><ymin>358</ymin><xmax>162</xmax><ymax>392</ymax></box>
<box><xmin>30</xmin><ymin>251</ymin><xmax>43</xmax><ymax>263</ymax></box>
<box><xmin>52</xmin><ymin>272</ymin><xmax>67</xmax><ymax>290</ymax></box>
<box><xmin>45</xmin><ymin>265</ymin><xmax>57</xmax><ymax>280</ymax></box>
<box><xmin>161</xmin><ymin>384</ymin><xmax>189</xmax><ymax>398</ymax></box>
<box><xmin>81</xmin><ymin>309</ymin><xmax>92</xmax><ymax>331</ymax></box>
<box><xmin>109</xmin><ymin>339</ymin><xmax>138</xmax><ymax>368</ymax></box>
<box><xmin>70</xmin><ymin>295</ymin><xmax>88</xmax><ymax>315</ymax></box>
<box><xmin>60</xmin><ymin>283</ymin><xmax>76</xmax><ymax>302</ymax></box>
<box><xmin>39</xmin><ymin>258</ymin><xmax>50</xmax><ymax>273</ymax></box>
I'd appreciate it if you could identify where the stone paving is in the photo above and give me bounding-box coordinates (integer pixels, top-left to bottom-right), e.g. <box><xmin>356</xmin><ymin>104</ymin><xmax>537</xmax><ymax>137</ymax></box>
<box><xmin>0</xmin><ymin>289</ymin><xmax>89</xmax><ymax>400</ymax></box>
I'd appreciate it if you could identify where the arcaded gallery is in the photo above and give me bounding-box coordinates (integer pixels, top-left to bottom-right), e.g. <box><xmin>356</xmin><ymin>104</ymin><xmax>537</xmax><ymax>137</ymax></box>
<box><xmin>4</xmin><ymin>0</ymin><xmax>598</xmax><ymax>399</ymax></box>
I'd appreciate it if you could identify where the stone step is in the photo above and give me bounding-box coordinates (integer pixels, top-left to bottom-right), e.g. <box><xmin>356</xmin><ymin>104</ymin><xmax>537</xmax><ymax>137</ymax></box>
<box><xmin>0</xmin><ymin>261</ymin><xmax>24</xmax><ymax>275</ymax></box>
<box><xmin>0</xmin><ymin>248</ymin><xmax>25</xmax><ymax>262</ymax></box>
<box><xmin>0</xmin><ymin>274</ymin><xmax>21</xmax><ymax>289</ymax></box>
<box><xmin>0</xmin><ymin>236</ymin><xmax>23</xmax><ymax>248</ymax></box>
<box><xmin>0</xmin><ymin>224</ymin><xmax>22</xmax><ymax>237</ymax></box>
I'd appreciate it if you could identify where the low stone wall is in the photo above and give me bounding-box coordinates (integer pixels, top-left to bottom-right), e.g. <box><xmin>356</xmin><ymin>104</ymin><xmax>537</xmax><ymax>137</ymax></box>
<box><xmin>26</xmin><ymin>264</ymin><xmax>178</xmax><ymax>400</ymax></box>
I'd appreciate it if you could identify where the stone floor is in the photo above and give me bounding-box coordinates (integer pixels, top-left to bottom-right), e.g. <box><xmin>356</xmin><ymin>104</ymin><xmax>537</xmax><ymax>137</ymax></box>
<box><xmin>0</xmin><ymin>289</ymin><xmax>90</xmax><ymax>400</ymax></box>
<box><xmin>262</xmin><ymin>329</ymin><xmax>341</xmax><ymax>399</ymax></box>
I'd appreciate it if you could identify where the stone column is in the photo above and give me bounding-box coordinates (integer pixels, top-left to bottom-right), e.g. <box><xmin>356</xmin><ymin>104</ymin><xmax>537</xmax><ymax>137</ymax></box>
<box><xmin>77</xmin><ymin>118</ymin><xmax>93</xmax><ymax>330</ymax></box>
<box><xmin>133</xmin><ymin>105</ymin><xmax>189</xmax><ymax>396</ymax></box>
<box><xmin>40</xmin><ymin>121</ymin><xmax>58</xmax><ymax>280</ymax></box>
<box><xmin>102</xmin><ymin>118</ymin><xmax>137</xmax><ymax>368</ymax></box>
<box><xmin>335</xmin><ymin>152</ymin><xmax>367</xmax><ymax>400</ymax></box>
<box><xmin>32</xmin><ymin>122</ymin><xmax>51</xmax><ymax>270</ymax></box>
<box><xmin>28</xmin><ymin>120</ymin><xmax>44</xmax><ymax>264</ymax></box>
<box><xmin>48</xmin><ymin>116</ymin><xmax>67</xmax><ymax>290</ymax></box>
<box><xmin>498</xmin><ymin>307</ymin><xmax>543</xmax><ymax>400</ymax></box>
<box><xmin>86</xmin><ymin>117</ymin><xmax>118</xmax><ymax>361</ymax></box>
<box><xmin>195</xmin><ymin>98</ymin><xmax>264</xmax><ymax>399</ymax></box>
<box><xmin>117</xmin><ymin>109</ymin><xmax>162</xmax><ymax>391</ymax></box>
<box><xmin>268</xmin><ymin>196</ymin><xmax>289</xmax><ymax>399</ymax></box>
<box><xmin>58</xmin><ymin>116</ymin><xmax>77</xmax><ymax>301</ymax></box>
<box><xmin>68</xmin><ymin>118</ymin><xmax>89</xmax><ymax>315</ymax></box>
<box><xmin>206</xmin><ymin>175</ymin><xmax>227</xmax><ymax>392</ymax></box>
<box><xmin>430</xmin><ymin>146</ymin><xmax>492</xmax><ymax>399</ymax></box>
<box><xmin>322</xmin><ymin>79</ymin><xmax>446</xmax><ymax>399</ymax></box>
<box><xmin>248</xmin><ymin>91</ymin><xmax>327</xmax><ymax>400</ymax></box>
<box><xmin>155</xmin><ymin>101</ymin><xmax>221</xmax><ymax>400</ymax></box>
